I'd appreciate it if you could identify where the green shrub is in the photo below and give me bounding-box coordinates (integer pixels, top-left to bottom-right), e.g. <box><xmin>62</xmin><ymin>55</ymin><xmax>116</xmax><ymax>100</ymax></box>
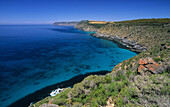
<box><xmin>105</xmin><ymin>75</ymin><xmax>112</xmax><ymax>83</ymax></box>
<box><xmin>153</xmin><ymin>57</ymin><xmax>162</xmax><ymax>62</ymax></box>
<box><xmin>72</xmin><ymin>102</ymin><xmax>83</xmax><ymax>107</ymax></box>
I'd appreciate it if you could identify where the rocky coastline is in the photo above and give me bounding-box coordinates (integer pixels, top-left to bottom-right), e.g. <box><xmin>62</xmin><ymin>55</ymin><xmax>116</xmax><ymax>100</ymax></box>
<box><xmin>75</xmin><ymin>24</ymin><xmax>146</xmax><ymax>53</ymax></box>
<box><xmin>78</xmin><ymin>30</ymin><xmax>146</xmax><ymax>53</ymax></box>
<box><xmin>90</xmin><ymin>32</ymin><xmax>146</xmax><ymax>53</ymax></box>
<box><xmin>28</xmin><ymin>19</ymin><xmax>170</xmax><ymax>107</ymax></box>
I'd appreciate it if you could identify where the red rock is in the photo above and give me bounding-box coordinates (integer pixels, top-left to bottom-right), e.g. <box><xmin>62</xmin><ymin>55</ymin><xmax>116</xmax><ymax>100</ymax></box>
<box><xmin>139</xmin><ymin>59</ymin><xmax>144</xmax><ymax>65</ymax></box>
<box><xmin>145</xmin><ymin>64</ymin><xmax>159</xmax><ymax>74</ymax></box>
<box><xmin>49</xmin><ymin>101</ymin><xmax>52</xmax><ymax>104</ymax></box>
<box><xmin>139</xmin><ymin>59</ymin><xmax>148</xmax><ymax>65</ymax></box>
<box><xmin>138</xmin><ymin>57</ymin><xmax>160</xmax><ymax>74</ymax></box>
<box><xmin>138</xmin><ymin>65</ymin><xmax>145</xmax><ymax>72</ymax></box>
<box><xmin>154</xmin><ymin>63</ymin><xmax>159</xmax><ymax>67</ymax></box>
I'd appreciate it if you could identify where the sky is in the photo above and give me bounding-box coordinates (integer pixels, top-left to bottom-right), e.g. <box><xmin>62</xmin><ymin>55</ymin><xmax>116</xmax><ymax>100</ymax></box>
<box><xmin>0</xmin><ymin>0</ymin><xmax>170</xmax><ymax>24</ymax></box>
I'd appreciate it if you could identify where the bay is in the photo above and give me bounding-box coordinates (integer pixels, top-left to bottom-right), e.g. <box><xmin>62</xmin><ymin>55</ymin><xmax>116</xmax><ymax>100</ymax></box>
<box><xmin>0</xmin><ymin>25</ymin><xmax>137</xmax><ymax>107</ymax></box>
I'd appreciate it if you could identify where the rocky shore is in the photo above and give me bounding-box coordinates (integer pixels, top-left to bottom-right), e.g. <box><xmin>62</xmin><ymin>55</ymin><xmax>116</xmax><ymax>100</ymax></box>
<box><xmin>75</xmin><ymin>22</ymin><xmax>146</xmax><ymax>53</ymax></box>
<box><xmin>90</xmin><ymin>32</ymin><xmax>146</xmax><ymax>53</ymax></box>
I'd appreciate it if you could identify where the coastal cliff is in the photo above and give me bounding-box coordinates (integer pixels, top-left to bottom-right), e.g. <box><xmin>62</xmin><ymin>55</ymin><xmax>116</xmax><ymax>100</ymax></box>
<box><xmin>32</xmin><ymin>19</ymin><xmax>170</xmax><ymax>107</ymax></box>
<box><xmin>75</xmin><ymin>19</ymin><xmax>170</xmax><ymax>53</ymax></box>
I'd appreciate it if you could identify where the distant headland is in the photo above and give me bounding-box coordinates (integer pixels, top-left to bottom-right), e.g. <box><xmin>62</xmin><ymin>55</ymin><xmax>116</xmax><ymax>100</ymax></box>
<box><xmin>53</xmin><ymin>21</ymin><xmax>79</xmax><ymax>26</ymax></box>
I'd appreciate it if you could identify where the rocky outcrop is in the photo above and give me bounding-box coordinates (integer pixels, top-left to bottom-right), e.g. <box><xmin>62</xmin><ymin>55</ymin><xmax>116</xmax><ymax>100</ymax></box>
<box><xmin>138</xmin><ymin>57</ymin><xmax>163</xmax><ymax>75</ymax></box>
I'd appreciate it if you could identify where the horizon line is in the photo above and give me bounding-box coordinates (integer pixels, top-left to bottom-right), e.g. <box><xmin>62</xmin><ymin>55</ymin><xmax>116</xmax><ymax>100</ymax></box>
<box><xmin>1</xmin><ymin>17</ymin><xmax>170</xmax><ymax>25</ymax></box>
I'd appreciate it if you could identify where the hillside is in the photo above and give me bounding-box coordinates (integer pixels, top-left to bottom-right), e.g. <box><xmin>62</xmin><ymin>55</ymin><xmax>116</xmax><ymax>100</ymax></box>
<box><xmin>75</xmin><ymin>19</ymin><xmax>170</xmax><ymax>52</ymax></box>
<box><xmin>32</xmin><ymin>19</ymin><xmax>170</xmax><ymax>107</ymax></box>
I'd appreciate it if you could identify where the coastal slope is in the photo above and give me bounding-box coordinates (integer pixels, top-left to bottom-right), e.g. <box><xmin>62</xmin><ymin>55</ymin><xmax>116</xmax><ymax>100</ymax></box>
<box><xmin>75</xmin><ymin>19</ymin><xmax>170</xmax><ymax>52</ymax></box>
<box><xmin>32</xmin><ymin>19</ymin><xmax>170</xmax><ymax>107</ymax></box>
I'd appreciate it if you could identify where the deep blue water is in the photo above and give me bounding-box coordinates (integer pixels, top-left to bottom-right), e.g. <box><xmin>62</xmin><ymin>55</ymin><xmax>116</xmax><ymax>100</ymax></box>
<box><xmin>0</xmin><ymin>25</ymin><xmax>137</xmax><ymax>107</ymax></box>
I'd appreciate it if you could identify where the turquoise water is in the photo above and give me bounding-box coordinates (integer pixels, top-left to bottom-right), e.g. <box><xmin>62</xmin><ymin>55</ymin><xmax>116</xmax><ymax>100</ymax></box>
<box><xmin>0</xmin><ymin>25</ymin><xmax>137</xmax><ymax>107</ymax></box>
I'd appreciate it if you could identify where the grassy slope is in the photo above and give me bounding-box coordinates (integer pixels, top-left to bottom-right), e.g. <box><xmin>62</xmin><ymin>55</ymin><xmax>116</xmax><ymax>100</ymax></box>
<box><xmin>33</xmin><ymin>19</ymin><xmax>170</xmax><ymax>107</ymax></box>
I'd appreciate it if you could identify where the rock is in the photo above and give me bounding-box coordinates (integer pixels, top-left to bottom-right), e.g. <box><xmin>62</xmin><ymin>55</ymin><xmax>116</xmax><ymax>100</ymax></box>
<box><xmin>138</xmin><ymin>57</ymin><xmax>160</xmax><ymax>74</ymax></box>
<box><xmin>138</xmin><ymin>65</ymin><xmax>146</xmax><ymax>72</ymax></box>
<box><xmin>145</xmin><ymin>64</ymin><xmax>159</xmax><ymax>74</ymax></box>
<box><xmin>124</xmin><ymin>65</ymin><xmax>127</xmax><ymax>70</ymax></box>
<box><xmin>106</xmin><ymin>97</ymin><xmax>115</xmax><ymax>107</ymax></box>
<box><xmin>49</xmin><ymin>101</ymin><xmax>52</xmax><ymax>104</ymax></box>
<box><xmin>139</xmin><ymin>59</ymin><xmax>147</xmax><ymax>65</ymax></box>
<box><xmin>106</xmin><ymin>103</ymin><xmax>115</xmax><ymax>107</ymax></box>
<box><xmin>144</xmin><ymin>52</ymin><xmax>150</xmax><ymax>56</ymax></box>
<box><xmin>132</xmin><ymin>62</ymin><xmax>136</xmax><ymax>67</ymax></box>
<box><xmin>39</xmin><ymin>104</ymin><xmax>58</xmax><ymax>107</ymax></box>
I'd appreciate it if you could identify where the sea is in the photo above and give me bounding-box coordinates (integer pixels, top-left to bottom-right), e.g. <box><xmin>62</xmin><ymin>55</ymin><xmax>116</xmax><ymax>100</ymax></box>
<box><xmin>0</xmin><ymin>25</ymin><xmax>137</xmax><ymax>107</ymax></box>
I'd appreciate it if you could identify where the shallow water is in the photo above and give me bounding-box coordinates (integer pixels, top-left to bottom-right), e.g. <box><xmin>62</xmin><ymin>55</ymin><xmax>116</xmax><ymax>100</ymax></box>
<box><xmin>0</xmin><ymin>25</ymin><xmax>137</xmax><ymax>107</ymax></box>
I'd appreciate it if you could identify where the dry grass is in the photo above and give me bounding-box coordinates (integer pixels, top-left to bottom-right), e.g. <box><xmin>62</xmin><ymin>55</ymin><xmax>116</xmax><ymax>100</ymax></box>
<box><xmin>89</xmin><ymin>21</ymin><xmax>114</xmax><ymax>24</ymax></box>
